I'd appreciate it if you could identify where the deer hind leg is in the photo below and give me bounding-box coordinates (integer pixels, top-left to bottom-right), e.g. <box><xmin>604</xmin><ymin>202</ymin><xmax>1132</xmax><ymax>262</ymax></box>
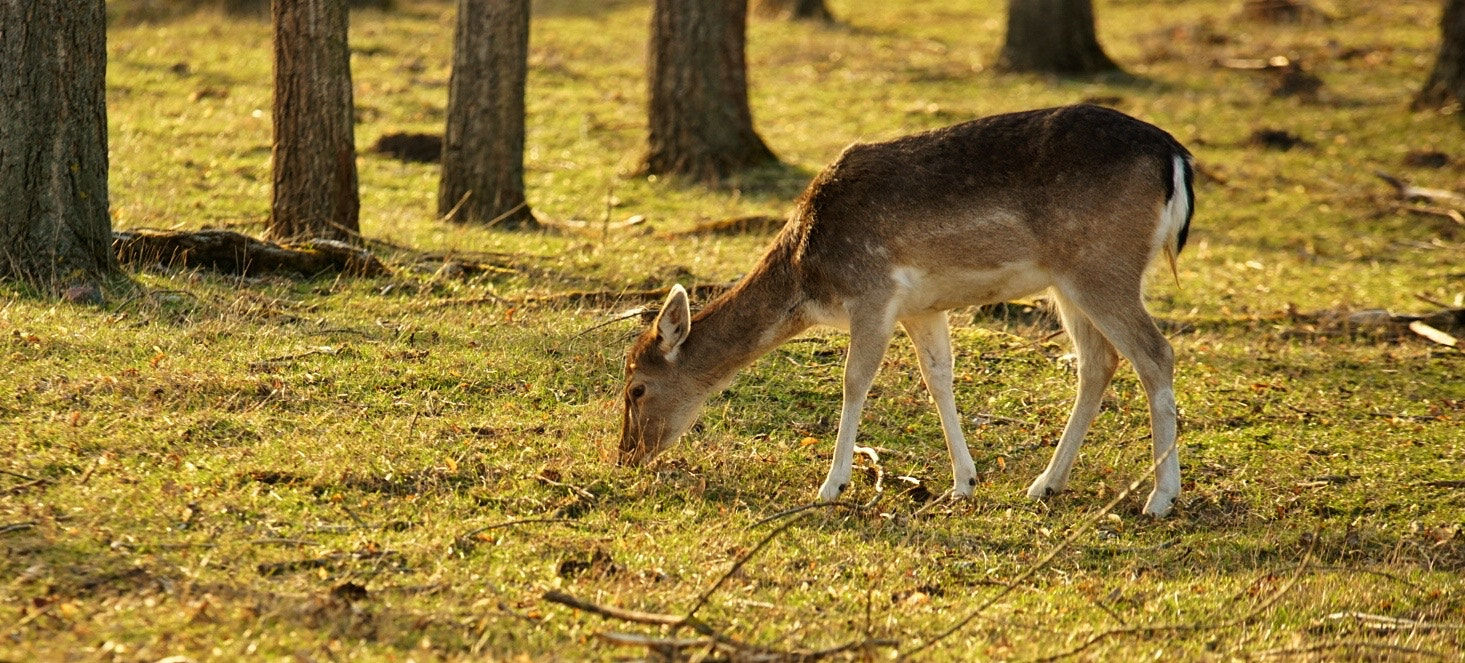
<box><xmin>1027</xmin><ymin>291</ymin><xmax>1119</xmax><ymax>501</ymax></box>
<box><xmin>818</xmin><ymin>307</ymin><xmax>896</xmax><ymax>502</ymax></box>
<box><xmin>902</xmin><ymin>312</ymin><xmax>978</xmax><ymax>498</ymax></box>
<box><xmin>1058</xmin><ymin>282</ymin><xmax>1180</xmax><ymax>517</ymax></box>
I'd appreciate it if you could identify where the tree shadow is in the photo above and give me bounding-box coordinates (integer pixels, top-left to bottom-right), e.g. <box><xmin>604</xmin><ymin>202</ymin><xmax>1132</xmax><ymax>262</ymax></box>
<box><xmin>695</xmin><ymin>159</ymin><xmax>819</xmax><ymax>204</ymax></box>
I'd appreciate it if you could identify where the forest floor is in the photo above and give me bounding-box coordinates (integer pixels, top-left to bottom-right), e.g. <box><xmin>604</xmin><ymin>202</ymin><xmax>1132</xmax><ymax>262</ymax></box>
<box><xmin>3</xmin><ymin>0</ymin><xmax>1463</xmax><ymax>660</ymax></box>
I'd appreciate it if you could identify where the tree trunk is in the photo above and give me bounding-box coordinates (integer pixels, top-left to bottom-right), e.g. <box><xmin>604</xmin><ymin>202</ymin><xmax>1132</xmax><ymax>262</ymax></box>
<box><xmin>439</xmin><ymin>0</ymin><xmax>537</xmax><ymax>229</ymax></box>
<box><xmin>998</xmin><ymin>0</ymin><xmax>1119</xmax><ymax>75</ymax></box>
<box><xmin>0</xmin><ymin>0</ymin><xmax>116</xmax><ymax>290</ymax></box>
<box><xmin>1415</xmin><ymin>0</ymin><xmax>1465</xmax><ymax>112</ymax></box>
<box><xmin>644</xmin><ymin>0</ymin><xmax>777</xmax><ymax>183</ymax></box>
<box><xmin>270</xmin><ymin>0</ymin><xmax>361</xmax><ymax>243</ymax></box>
<box><xmin>754</xmin><ymin>0</ymin><xmax>833</xmax><ymax>23</ymax></box>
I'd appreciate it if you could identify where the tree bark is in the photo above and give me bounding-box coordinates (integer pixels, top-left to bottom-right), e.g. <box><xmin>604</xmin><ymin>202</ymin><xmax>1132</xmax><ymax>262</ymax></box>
<box><xmin>997</xmin><ymin>0</ymin><xmax>1120</xmax><ymax>75</ymax></box>
<box><xmin>1415</xmin><ymin>0</ymin><xmax>1465</xmax><ymax>112</ymax></box>
<box><xmin>270</xmin><ymin>0</ymin><xmax>361</xmax><ymax>243</ymax></box>
<box><xmin>754</xmin><ymin>0</ymin><xmax>833</xmax><ymax>23</ymax></box>
<box><xmin>439</xmin><ymin>0</ymin><xmax>537</xmax><ymax>229</ymax></box>
<box><xmin>0</xmin><ymin>0</ymin><xmax>116</xmax><ymax>289</ymax></box>
<box><xmin>644</xmin><ymin>0</ymin><xmax>777</xmax><ymax>183</ymax></box>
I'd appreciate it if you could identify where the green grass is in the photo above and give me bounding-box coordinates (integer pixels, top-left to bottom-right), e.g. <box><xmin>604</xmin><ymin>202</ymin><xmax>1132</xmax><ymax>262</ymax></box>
<box><xmin>4</xmin><ymin>0</ymin><xmax>1464</xmax><ymax>659</ymax></box>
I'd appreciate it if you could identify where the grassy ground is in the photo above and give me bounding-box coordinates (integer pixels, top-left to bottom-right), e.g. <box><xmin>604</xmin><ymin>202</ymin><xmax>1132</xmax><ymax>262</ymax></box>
<box><xmin>4</xmin><ymin>0</ymin><xmax>1464</xmax><ymax>659</ymax></box>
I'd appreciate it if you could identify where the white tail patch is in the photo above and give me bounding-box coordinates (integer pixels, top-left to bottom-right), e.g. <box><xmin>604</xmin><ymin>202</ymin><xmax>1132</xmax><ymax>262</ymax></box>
<box><xmin>1159</xmin><ymin>154</ymin><xmax>1194</xmax><ymax>286</ymax></box>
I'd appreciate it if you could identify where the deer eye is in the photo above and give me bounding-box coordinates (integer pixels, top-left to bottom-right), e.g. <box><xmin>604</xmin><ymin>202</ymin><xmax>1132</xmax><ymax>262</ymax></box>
<box><xmin>629</xmin><ymin>384</ymin><xmax>647</xmax><ymax>400</ymax></box>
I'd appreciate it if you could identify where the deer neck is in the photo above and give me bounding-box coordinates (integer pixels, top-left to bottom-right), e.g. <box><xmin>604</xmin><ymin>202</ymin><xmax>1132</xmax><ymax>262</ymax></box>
<box><xmin>681</xmin><ymin>238</ymin><xmax>811</xmax><ymax>390</ymax></box>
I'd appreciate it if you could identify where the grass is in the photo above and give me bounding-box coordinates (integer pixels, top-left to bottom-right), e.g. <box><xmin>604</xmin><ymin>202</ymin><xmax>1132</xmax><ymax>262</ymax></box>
<box><xmin>3</xmin><ymin>0</ymin><xmax>1464</xmax><ymax>659</ymax></box>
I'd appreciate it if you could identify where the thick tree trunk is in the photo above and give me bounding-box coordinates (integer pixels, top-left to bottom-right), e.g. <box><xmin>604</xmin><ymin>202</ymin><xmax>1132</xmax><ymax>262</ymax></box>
<box><xmin>0</xmin><ymin>0</ymin><xmax>116</xmax><ymax>289</ymax></box>
<box><xmin>998</xmin><ymin>0</ymin><xmax>1119</xmax><ymax>75</ymax></box>
<box><xmin>439</xmin><ymin>0</ymin><xmax>537</xmax><ymax>229</ymax></box>
<box><xmin>644</xmin><ymin>0</ymin><xmax>777</xmax><ymax>183</ymax></box>
<box><xmin>1415</xmin><ymin>0</ymin><xmax>1465</xmax><ymax>112</ymax></box>
<box><xmin>754</xmin><ymin>0</ymin><xmax>833</xmax><ymax>22</ymax></box>
<box><xmin>270</xmin><ymin>0</ymin><xmax>361</xmax><ymax>243</ymax></box>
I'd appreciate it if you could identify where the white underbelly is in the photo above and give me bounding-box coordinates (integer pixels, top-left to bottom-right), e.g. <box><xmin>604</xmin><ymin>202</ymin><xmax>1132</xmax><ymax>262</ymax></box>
<box><xmin>890</xmin><ymin>262</ymin><xmax>1050</xmax><ymax>317</ymax></box>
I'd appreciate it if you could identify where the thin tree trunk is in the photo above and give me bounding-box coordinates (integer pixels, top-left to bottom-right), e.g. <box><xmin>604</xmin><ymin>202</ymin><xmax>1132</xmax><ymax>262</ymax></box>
<box><xmin>270</xmin><ymin>0</ymin><xmax>361</xmax><ymax>243</ymax></box>
<box><xmin>644</xmin><ymin>0</ymin><xmax>777</xmax><ymax>183</ymax></box>
<box><xmin>0</xmin><ymin>0</ymin><xmax>116</xmax><ymax>289</ymax></box>
<box><xmin>998</xmin><ymin>0</ymin><xmax>1119</xmax><ymax>75</ymax></box>
<box><xmin>754</xmin><ymin>0</ymin><xmax>833</xmax><ymax>22</ymax></box>
<box><xmin>1415</xmin><ymin>0</ymin><xmax>1465</xmax><ymax>112</ymax></box>
<box><xmin>439</xmin><ymin>0</ymin><xmax>537</xmax><ymax>229</ymax></box>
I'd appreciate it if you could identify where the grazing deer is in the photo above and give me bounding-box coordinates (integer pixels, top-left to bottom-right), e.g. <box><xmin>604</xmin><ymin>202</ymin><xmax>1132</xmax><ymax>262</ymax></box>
<box><xmin>619</xmin><ymin>104</ymin><xmax>1194</xmax><ymax>517</ymax></box>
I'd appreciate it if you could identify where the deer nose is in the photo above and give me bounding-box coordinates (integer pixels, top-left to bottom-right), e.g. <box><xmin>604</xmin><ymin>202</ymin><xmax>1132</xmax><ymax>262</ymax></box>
<box><xmin>617</xmin><ymin>440</ymin><xmax>646</xmax><ymax>467</ymax></box>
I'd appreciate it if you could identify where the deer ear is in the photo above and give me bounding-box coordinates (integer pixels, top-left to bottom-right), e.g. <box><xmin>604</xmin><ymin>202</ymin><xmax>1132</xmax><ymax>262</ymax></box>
<box><xmin>655</xmin><ymin>284</ymin><xmax>691</xmax><ymax>356</ymax></box>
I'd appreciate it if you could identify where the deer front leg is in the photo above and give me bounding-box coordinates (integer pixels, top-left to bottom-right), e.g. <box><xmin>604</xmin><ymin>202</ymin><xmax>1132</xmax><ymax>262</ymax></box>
<box><xmin>902</xmin><ymin>312</ymin><xmax>978</xmax><ymax>498</ymax></box>
<box><xmin>818</xmin><ymin>314</ymin><xmax>895</xmax><ymax>502</ymax></box>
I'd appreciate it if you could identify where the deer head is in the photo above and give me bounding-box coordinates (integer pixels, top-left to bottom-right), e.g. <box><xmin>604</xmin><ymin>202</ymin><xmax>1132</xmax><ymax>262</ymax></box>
<box><xmin>618</xmin><ymin>285</ymin><xmax>704</xmax><ymax>465</ymax></box>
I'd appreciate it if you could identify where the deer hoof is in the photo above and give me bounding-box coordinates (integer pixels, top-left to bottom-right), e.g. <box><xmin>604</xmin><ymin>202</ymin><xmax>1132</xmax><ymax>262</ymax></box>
<box><xmin>817</xmin><ymin>479</ymin><xmax>846</xmax><ymax>503</ymax></box>
<box><xmin>1143</xmin><ymin>489</ymin><xmax>1177</xmax><ymax>518</ymax></box>
<box><xmin>1026</xmin><ymin>473</ymin><xmax>1065</xmax><ymax>500</ymax></box>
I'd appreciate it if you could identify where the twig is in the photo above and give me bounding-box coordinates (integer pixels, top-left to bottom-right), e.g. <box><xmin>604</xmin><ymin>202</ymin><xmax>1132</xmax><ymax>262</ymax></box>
<box><xmin>684</xmin><ymin>512</ymin><xmax>810</xmax><ymax>623</ymax></box>
<box><xmin>0</xmin><ymin>521</ymin><xmax>37</xmax><ymax>535</ymax></box>
<box><xmin>570</xmin><ymin>307</ymin><xmax>654</xmax><ymax>340</ymax></box>
<box><xmin>251</xmin><ymin>538</ymin><xmax>320</xmax><ymax>547</ymax></box>
<box><xmin>543</xmin><ymin>589</ymin><xmax>709</xmax><ymax>632</ymax></box>
<box><xmin>546</xmin><ymin>509</ymin><xmax>897</xmax><ymax>660</ymax></box>
<box><xmin>1318</xmin><ymin>611</ymin><xmax>1465</xmax><ymax>632</ymax></box>
<box><xmin>1</xmin><ymin>478</ymin><xmax>50</xmax><ymax>496</ymax></box>
<box><xmin>0</xmin><ymin>469</ymin><xmax>39</xmax><ymax>481</ymax></box>
<box><xmin>439</xmin><ymin>191</ymin><xmax>472</xmax><ymax>224</ymax></box>
<box><xmin>457</xmin><ymin>517</ymin><xmax>578</xmax><ymax>544</ymax></box>
<box><xmin>248</xmin><ymin>345</ymin><xmax>341</xmax><ymax>369</ymax></box>
<box><xmin>338</xmin><ymin>503</ymin><xmax>369</xmax><ymax>529</ymax></box>
<box><xmin>1395</xmin><ymin>203</ymin><xmax>1465</xmax><ymax>226</ymax></box>
<box><xmin>747</xmin><ymin>499</ymin><xmax>854</xmax><ymax>529</ymax></box>
<box><xmin>1310</xmin><ymin>564</ymin><xmax>1419</xmax><ymax>588</ymax></box>
<box><xmin>1029</xmin><ymin>530</ymin><xmax>1320</xmax><ymax>663</ymax></box>
<box><xmin>1245</xmin><ymin>640</ymin><xmax>1446</xmax><ymax>660</ymax></box>
<box><xmin>903</xmin><ymin>443</ymin><xmax>1180</xmax><ymax>658</ymax></box>
<box><xmin>483</xmin><ymin>201</ymin><xmax>530</xmax><ymax>229</ymax></box>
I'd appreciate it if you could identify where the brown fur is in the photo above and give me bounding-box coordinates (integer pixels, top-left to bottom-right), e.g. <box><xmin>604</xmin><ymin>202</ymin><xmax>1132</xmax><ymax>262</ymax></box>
<box><xmin>619</xmin><ymin>105</ymin><xmax>1194</xmax><ymax>516</ymax></box>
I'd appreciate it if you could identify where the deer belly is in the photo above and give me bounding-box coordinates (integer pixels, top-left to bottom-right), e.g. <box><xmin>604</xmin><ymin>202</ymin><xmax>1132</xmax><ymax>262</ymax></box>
<box><xmin>890</xmin><ymin>263</ymin><xmax>1050</xmax><ymax>316</ymax></box>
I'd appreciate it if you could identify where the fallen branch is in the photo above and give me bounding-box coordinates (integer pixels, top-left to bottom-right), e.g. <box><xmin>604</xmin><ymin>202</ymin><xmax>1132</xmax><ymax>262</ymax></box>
<box><xmin>545</xmin><ymin>508</ymin><xmax>899</xmax><ymax>660</ymax></box>
<box><xmin>114</xmin><ymin>228</ymin><xmax>389</xmax><ymax>277</ymax></box>
<box><xmin>1408</xmin><ymin>320</ymin><xmax>1459</xmax><ymax>348</ymax></box>
<box><xmin>1375</xmin><ymin>172</ymin><xmax>1465</xmax><ymax>207</ymax></box>
<box><xmin>1394</xmin><ymin>203</ymin><xmax>1465</xmax><ymax>227</ymax></box>
<box><xmin>662</xmin><ymin>214</ymin><xmax>785</xmax><ymax>238</ymax></box>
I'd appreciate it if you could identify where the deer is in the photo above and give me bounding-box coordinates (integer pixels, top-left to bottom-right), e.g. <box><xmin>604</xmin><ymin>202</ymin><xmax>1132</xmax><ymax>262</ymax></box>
<box><xmin>618</xmin><ymin>104</ymin><xmax>1195</xmax><ymax>517</ymax></box>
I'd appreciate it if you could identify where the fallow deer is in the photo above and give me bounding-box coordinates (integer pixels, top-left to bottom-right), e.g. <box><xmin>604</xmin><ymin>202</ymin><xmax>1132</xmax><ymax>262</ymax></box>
<box><xmin>618</xmin><ymin>104</ymin><xmax>1195</xmax><ymax>517</ymax></box>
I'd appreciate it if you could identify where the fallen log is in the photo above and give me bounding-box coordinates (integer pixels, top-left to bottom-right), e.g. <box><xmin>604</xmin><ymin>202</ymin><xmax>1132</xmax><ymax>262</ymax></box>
<box><xmin>114</xmin><ymin>228</ymin><xmax>389</xmax><ymax>277</ymax></box>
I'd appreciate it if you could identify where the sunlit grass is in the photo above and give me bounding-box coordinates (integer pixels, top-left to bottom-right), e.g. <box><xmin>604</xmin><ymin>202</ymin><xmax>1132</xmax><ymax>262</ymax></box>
<box><xmin>2</xmin><ymin>0</ymin><xmax>1462</xmax><ymax>659</ymax></box>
